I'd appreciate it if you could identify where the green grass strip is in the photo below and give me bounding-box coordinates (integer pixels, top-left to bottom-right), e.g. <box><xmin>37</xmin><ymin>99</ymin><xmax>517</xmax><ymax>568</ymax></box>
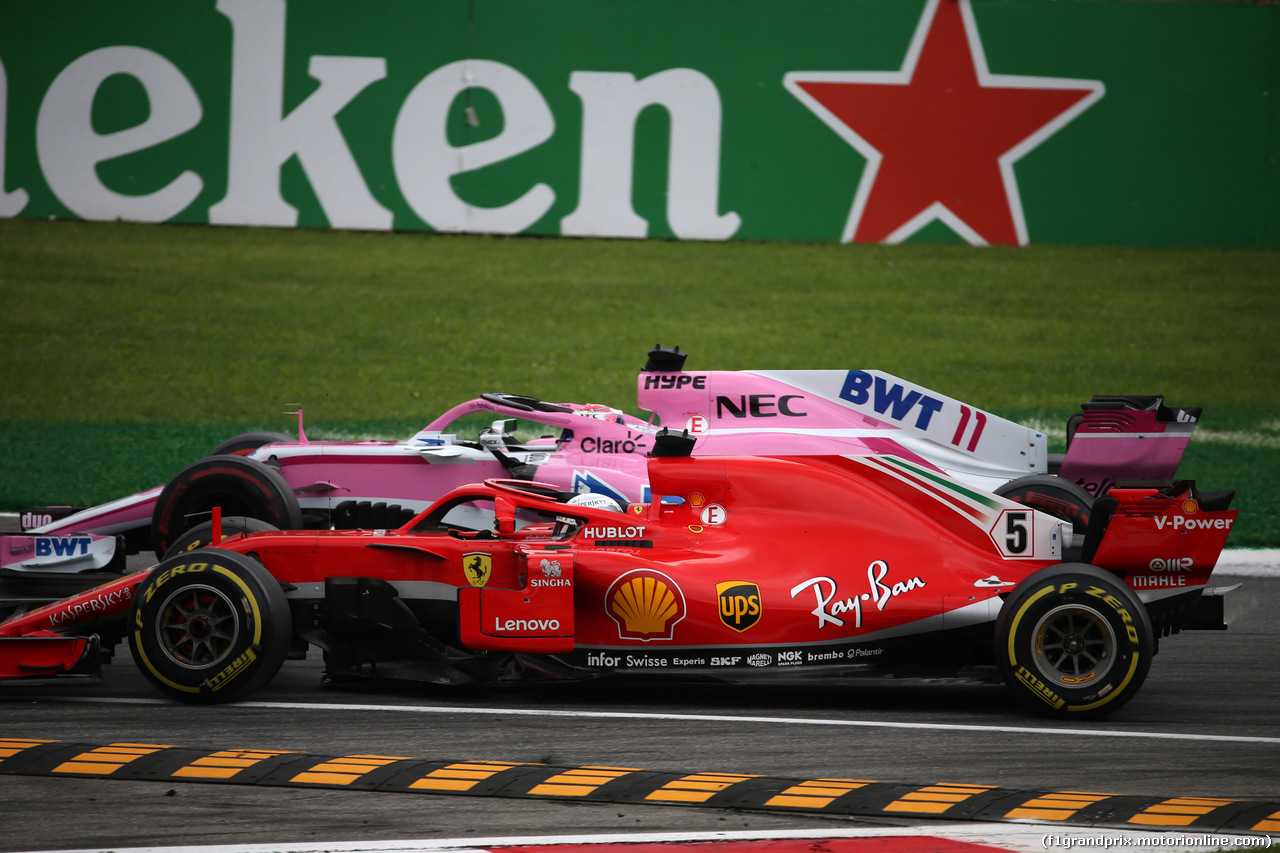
<box><xmin>1</xmin><ymin>219</ymin><xmax>1275</xmax><ymax>544</ymax></box>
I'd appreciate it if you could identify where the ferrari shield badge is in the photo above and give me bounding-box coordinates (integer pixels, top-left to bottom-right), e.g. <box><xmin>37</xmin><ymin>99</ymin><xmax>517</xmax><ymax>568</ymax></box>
<box><xmin>463</xmin><ymin>552</ymin><xmax>492</xmax><ymax>588</ymax></box>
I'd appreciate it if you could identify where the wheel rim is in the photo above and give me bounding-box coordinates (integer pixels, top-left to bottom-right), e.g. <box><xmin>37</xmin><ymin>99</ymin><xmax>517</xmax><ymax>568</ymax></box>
<box><xmin>1031</xmin><ymin>604</ymin><xmax>1116</xmax><ymax>687</ymax></box>
<box><xmin>154</xmin><ymin>584</ymin><xmax>241</xmax><ymax>669</ymax></box>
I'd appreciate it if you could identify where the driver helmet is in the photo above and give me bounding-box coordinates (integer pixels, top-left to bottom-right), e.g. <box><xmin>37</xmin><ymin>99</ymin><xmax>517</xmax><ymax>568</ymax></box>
<box><xmin>568</xmin><ymin>492</ymin><xmax>624</xmax><ymax>512</ymax></box>
<box><xmin>553</xmin><ymin>492</ymin><xmax>624</xmax><ymax>538</ymax></box>
<box><xmin>574</xmin><ymin>404</ymin><xmax>626</xmax><ymax>424</ymax></box>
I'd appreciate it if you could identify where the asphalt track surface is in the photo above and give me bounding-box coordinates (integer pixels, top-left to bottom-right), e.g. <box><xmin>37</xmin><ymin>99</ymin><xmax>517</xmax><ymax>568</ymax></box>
<box><xmin>0</xmin><ymin>540</ymin><xmax>1276</xmax><ymax>852</ymax></box>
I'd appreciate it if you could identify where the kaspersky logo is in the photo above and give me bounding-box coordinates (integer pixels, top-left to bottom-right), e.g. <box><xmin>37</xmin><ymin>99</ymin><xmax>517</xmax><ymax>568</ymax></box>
<box><xmin>785</xmin><ymin>0</ymin><xmax>1104</xmax><ymax>246</ymax></box>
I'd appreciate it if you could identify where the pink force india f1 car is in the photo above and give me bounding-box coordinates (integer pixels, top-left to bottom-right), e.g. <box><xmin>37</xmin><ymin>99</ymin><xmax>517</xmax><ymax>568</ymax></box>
<box><xmin>0</xmin><ymin>427</ymin><xmax>1238</xmax><ymax>719</ymax></box>
<box><xmin>3</xmin><ymin>346</ymin><xmax>1202</xmax><ymax>580</ymax></box>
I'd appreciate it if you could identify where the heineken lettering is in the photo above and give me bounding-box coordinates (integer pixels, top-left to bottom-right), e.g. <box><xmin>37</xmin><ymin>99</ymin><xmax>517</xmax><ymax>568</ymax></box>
<box><xmin>0</xmin><ymin>1</ymin><xmax>1273</xmax><ymax>247</ymax></box>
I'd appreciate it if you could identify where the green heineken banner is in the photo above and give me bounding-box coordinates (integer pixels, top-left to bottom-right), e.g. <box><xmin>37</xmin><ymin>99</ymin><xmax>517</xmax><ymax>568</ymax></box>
<box><xmin>1</xmin><ymin>0</ymin><xmax>1276</xmax><ymax>247</ymax></box>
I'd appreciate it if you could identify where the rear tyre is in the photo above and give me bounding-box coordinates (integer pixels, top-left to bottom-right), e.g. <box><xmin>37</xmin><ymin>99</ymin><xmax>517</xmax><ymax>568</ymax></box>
<box><xmin>996</xmin><ymin>563</ymin><xmax>1152</xmax><ymax>719</ymax></box>
<box><xmin>129</xmin><ymin>549</ymin><xmax>291</xmax><ymax>704</ymax></box>
<box><xmin>163</xmin><ymin>516</ymin><xmax>280</xmax><ymax>559</ymax></box>
<box><xmin>151</xmin><ymin>454</ymin><xmax>302</xmax><ymax>559</ymax></box>
<box><xmin>208</xmin><ymin>431</ymin><xmax>293</xmax><ymax>457</ymax></box>
<box><xmin>995</xmin><ymin>474</ymin><xmax>1094</xmax><ymax>534</ymax></box>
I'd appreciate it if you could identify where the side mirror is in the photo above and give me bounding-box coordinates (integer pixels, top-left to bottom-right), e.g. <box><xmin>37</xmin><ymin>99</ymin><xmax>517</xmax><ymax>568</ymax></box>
<box><xmin>489</xmin><ymin>418</ymin><xmax>519</xmax><ymax>440</ymax></box>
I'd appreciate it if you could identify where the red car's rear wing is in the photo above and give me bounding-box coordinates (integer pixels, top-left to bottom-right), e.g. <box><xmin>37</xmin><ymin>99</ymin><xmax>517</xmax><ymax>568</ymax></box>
<box><xmin>1083</xmin><ymin>481</ymin><xmax>1237</xmax><ymax>634</ymax></box>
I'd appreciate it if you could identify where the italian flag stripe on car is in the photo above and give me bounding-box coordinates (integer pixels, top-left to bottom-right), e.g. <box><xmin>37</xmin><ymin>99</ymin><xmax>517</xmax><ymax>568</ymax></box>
<box><xmin>842</xmin><ymin>455</ymin><xmax>1002</xmax><ymax>525</ymax></box>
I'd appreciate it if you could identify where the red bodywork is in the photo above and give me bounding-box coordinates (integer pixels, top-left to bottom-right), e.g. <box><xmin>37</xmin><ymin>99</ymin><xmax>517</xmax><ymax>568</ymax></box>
<box><xmin>0</xmin><ymin>448</ymin><xmax>1236</xmax><ymax>700</ymax></box>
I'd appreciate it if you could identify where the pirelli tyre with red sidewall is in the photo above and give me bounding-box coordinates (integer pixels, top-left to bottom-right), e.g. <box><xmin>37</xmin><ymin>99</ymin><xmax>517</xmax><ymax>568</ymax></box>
<box><xmin>150</xmin><ymin>454</ymin><xmax>302</xmax><ymax>559</ymax></box>
<box><xmin>995</xmin><ymin>563</ymin><xmax>1153</xmax><ymax>719</ymax></box>
<box><xmin>207</xmin><ymin>431</ymin><xmax>293</xmax><ymax>457</ymax></box>
<box><xmin>128</xmin><ymin>550</ymin><xmax>292</xmax><ymax>704</ymax></box>
<box><xmin>994</xmin><ymin>474</ymin><xmax>1094</xmax><ymax>534</ymax></box>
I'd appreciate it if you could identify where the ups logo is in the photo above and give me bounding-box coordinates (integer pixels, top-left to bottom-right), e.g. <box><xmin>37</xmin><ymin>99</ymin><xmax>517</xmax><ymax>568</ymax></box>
<box><xmin>716</xmin><ymin>581</ymin><xmax>761</xmax><ymax>632</ymax></box>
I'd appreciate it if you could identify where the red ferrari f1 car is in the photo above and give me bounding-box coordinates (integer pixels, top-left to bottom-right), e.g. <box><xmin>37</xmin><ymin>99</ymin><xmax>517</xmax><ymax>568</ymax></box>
<box><xmin>0</xmin><ymin>430</ymin><xmax>1237</xmax><ymax>719</ymax></box>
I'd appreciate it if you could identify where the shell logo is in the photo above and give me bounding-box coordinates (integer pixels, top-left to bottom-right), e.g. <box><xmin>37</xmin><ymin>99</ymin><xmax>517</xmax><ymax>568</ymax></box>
<box><xmin>605</xmin><ymin>569</ymin><xmax>686</xmax><ymax>641</ymax></box>
<box><xmin>1182</xmin><ymin>499</ymin><xmax>1199</xmax><ymax>514</ymax></box>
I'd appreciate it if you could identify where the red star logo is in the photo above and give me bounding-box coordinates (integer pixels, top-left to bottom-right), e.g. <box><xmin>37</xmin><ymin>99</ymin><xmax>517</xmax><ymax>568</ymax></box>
<box><xmin>785</xmin><ymin>0</ymin><xmax>1104</xmax><ymax>246</ymax></box>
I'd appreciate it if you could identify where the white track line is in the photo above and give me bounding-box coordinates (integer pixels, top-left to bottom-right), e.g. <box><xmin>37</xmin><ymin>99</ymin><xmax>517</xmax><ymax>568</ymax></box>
<box><xmin>42</xmin><ymin>695</ymin><xmax>1280</xmax><ymax>745</ymax></box>
<box><xmin>19</xmin><ymin>824</ymin><xmax>1270</xmax><ymax>853</ymax></box>
<box><xmin>1215</xmin><ymin>549</ymin><xmax>1280</xmax><ymax>576</ymax></box>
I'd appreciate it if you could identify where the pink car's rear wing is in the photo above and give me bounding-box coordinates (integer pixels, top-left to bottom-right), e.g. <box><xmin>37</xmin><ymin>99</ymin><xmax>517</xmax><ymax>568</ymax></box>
<box><xmin>638</xmin><ymin>346</ymin><xmax>1047</xmax><ymax>492</ymax></box>
<box><xmin>1057</xmin><ymin>395</ymin><xmax>1201</xmax><ymax>497</ymax></box>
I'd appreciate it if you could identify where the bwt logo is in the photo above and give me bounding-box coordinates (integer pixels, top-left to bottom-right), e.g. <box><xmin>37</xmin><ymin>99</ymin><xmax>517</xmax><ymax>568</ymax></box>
<box><xmin>839</xmin><ymin>370</ymin><xmax>943</xmax><ymax>430</ymax></box>
<box><xmin>35</xmin><ymin>537</ymin><xmax>92</xmax><ymax>558</ymax></box>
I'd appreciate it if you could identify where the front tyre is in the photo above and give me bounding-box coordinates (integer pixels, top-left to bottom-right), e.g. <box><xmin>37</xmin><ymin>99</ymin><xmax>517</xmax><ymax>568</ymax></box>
<box><xmin>163</xmin><ymin>515</ymin><xmax>280</xmax><ymax>560</ymax></box>
<box><xmin>208</xmin><ymin>431</ymin><xmax>293</xmax><ymax>457</ymax></box>
<box><xmin>995</xmin><ymin>563</ymin><xmax>1152</xmax><ymax>719</ymax></box>
<box><xmin>151</xmin><ymin>454</ymin><xmax>303</xmax><ymax>559</ymax></box>
<box><xmin>129</xmin><ymin>550</ymin><xmax>291</xmax><ymax>704</ymax></box>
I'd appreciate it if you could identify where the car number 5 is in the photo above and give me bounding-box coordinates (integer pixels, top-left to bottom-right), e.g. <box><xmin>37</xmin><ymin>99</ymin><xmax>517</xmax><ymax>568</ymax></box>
<box><xmin>1005</xmin><ymin>510</ymin><xmax>1029</xmax><ymax>555</ymax></box>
